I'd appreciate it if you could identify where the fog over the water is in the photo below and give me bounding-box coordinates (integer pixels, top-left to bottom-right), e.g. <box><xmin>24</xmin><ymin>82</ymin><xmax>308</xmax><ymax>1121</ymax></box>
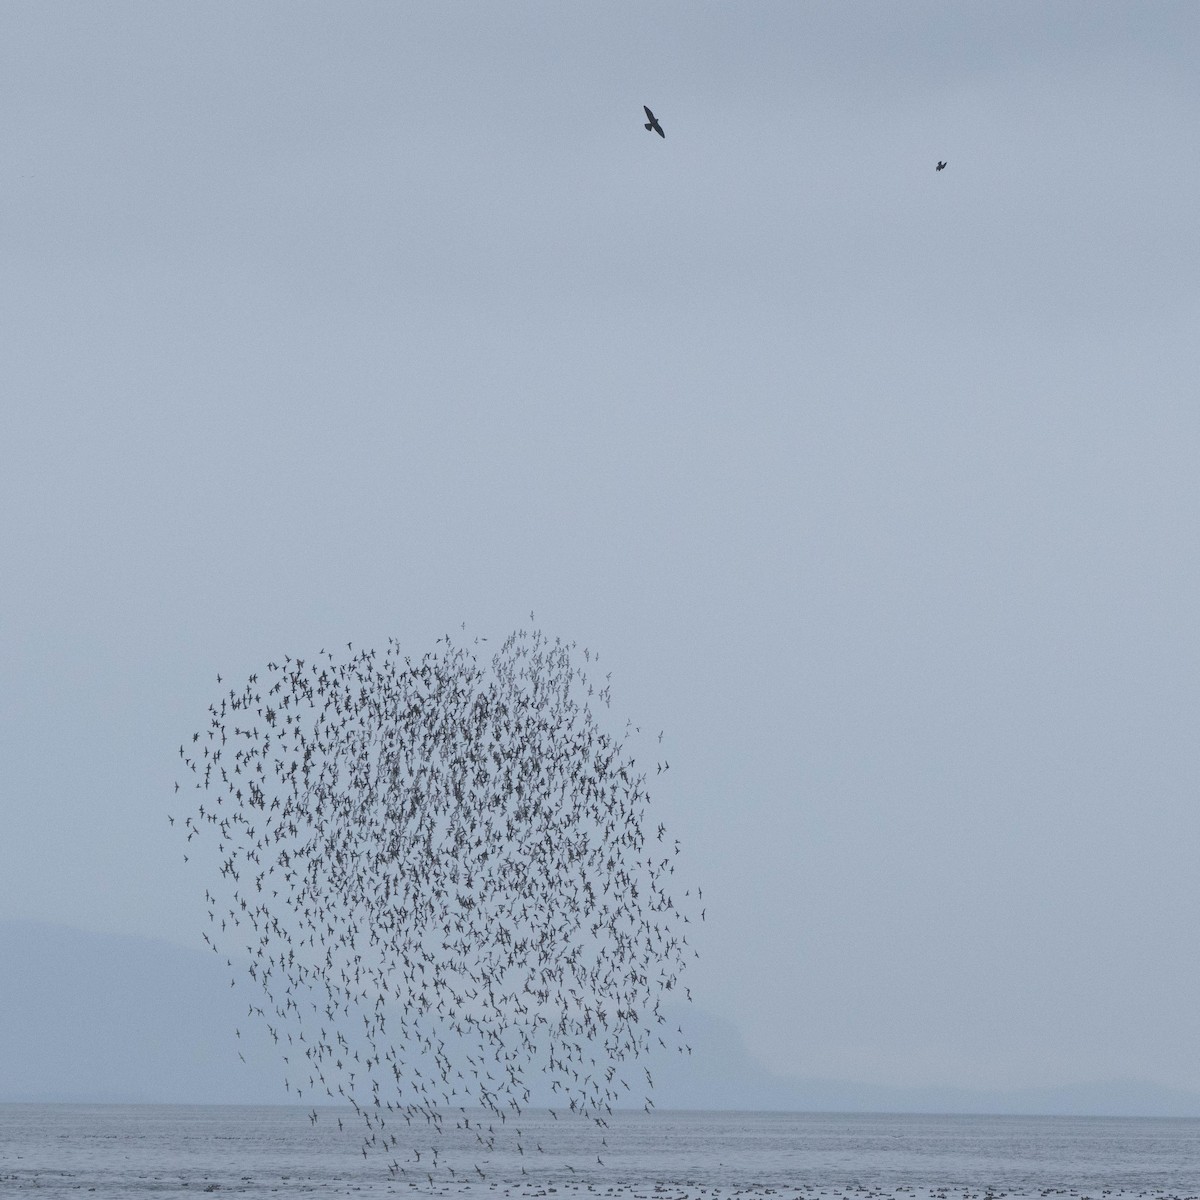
<box><xmin>2</xmin><ymin>2</ymin><xmax>1199</xmax><ymax>1104</ymax></box>
<box><xmin>5</xmin><ymin>921</ymin><xmax>1199</xmax><ymax>1117</ymax></box>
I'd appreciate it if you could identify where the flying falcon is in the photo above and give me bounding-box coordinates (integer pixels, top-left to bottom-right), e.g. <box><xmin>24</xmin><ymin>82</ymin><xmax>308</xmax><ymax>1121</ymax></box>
<box><xmin>936</xmin><ymin>160</ymin><xmax>947</xmax><ymax>171</ymax></box>
<box><xmin>643</xmin><ymin>106</ymin><xmax>665</xmax><ymax>138</ymax></box>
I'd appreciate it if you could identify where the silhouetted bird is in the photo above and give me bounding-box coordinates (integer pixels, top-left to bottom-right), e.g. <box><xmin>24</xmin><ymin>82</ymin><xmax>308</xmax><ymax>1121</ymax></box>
<box><xmin>936</xmin><ymin>161</ymin><xmax>947</xmax><ymax>171</ymax></box>
<box><xmin>643</xmin><ymin>106</ymin><xmax>665</xmax><ymax>138</ymax></box>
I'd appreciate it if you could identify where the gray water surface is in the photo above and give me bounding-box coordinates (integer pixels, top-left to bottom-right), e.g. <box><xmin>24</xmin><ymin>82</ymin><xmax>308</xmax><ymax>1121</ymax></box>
<box><xmin>2</xmin><ymin>1106</ymin><xmax>1197</xmax><ymax>1200</ymax></box>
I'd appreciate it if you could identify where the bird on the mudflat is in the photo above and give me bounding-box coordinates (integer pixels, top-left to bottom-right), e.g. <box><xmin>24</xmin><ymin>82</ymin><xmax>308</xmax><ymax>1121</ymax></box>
<box><xmin>643</xmin><ymin>106</ymin><xmax>665</xmax><ymax>138</ymax></box>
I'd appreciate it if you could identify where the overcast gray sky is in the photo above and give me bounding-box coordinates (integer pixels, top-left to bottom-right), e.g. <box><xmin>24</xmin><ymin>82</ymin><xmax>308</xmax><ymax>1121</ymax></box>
<box><xmin>3</xmin><ymin>1</ymin><xmax>1199</xmax><ymax>1100</ymax></box>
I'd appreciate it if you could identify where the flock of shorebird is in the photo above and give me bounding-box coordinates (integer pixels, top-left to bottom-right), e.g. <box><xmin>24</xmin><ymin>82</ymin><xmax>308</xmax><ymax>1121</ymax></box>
<box><xmin>176</xmin><ymin>626</ymin><xmax>696</xmax><ymax>1178</ymax></box>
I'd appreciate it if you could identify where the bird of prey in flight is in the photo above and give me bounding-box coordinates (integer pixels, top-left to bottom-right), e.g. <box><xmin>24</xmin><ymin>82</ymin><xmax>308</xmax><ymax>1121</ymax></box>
<box><xmin>936</xmin><ymin>160</ymin><xmax>947</xmax><ymax>171</ymax></box>
<box><xmin>643</xmin><ymin>106</ymin><xmax>665</xmax><ymax>138</ymax></box>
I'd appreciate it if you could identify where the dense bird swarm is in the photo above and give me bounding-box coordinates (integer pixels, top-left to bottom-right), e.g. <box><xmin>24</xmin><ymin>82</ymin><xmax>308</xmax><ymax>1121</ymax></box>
<box><xmin>175</xmin><ymin>627</ymin><xmax>695</xmax><ymax>1175</ymax></box>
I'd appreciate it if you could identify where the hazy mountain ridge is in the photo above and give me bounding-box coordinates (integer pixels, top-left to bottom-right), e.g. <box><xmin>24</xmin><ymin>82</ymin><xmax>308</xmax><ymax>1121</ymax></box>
<box><xmin>3</xmin><ymin>921</ymin><xmax>1197</xmax><ymax>1116</ymax></box>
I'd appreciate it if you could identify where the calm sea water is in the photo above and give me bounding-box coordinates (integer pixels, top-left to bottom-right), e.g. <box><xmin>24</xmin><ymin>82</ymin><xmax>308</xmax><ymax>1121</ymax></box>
<box><xmin>1</xmin><ymin>1107</ymin><xmax>1198</xmax><ymax>1200</ymax></box>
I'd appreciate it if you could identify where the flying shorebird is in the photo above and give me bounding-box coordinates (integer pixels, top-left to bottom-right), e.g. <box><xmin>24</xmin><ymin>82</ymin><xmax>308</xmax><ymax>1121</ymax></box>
<box><xmin>936</xmin><ymin>160</ymin><xmax>947</xmax><ymax>171</ymax></box>
<box><xmin>643</xmin><ymin>106</ymin><xmax>665</xmax><ymax>138</ymax></box>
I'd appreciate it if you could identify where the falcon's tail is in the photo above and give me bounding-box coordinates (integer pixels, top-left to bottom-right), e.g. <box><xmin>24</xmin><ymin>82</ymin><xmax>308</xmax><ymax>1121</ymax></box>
<box><xmin>644</xmin><ymin>122</ymin><xmax>653</xmax><ymax>130</ymax></box>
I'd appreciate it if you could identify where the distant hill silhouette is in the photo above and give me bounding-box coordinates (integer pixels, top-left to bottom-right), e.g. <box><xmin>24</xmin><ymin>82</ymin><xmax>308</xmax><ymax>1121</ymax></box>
<box><xmin>3</xmin><ymin>920</ymin><xmax>1198</xmax><ymax>1116</ymax></box>
<box><xmin>0</xmin><ymin>919</ymin><xmax>287</xmax><ymax>1103</ymax></box>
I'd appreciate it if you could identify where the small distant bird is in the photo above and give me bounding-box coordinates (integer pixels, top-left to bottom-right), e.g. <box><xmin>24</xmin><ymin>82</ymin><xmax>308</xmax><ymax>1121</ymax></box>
<box><xmin>643</xmin><ymin>105</ymin><xmax>665</xmax><ymax>138</ymax></box>
<box><xmin>936</xmin><ymin>161</ymin><xmax>947</xmax><ymax>171</ymax></box>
